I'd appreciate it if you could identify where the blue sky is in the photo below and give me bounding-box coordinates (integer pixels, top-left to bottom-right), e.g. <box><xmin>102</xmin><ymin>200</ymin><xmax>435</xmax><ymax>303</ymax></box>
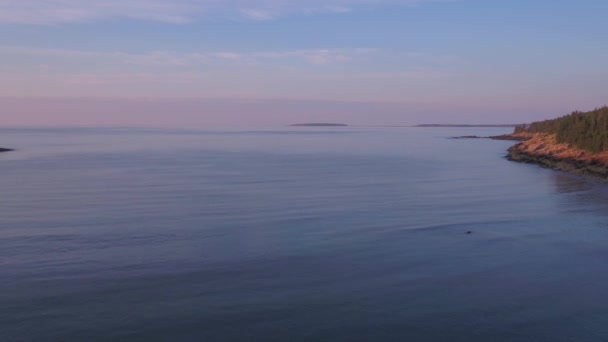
<box><xmin>1</xmin><ymin>0</ymin><xmax>607</xmax><ymax>126</ymax></box>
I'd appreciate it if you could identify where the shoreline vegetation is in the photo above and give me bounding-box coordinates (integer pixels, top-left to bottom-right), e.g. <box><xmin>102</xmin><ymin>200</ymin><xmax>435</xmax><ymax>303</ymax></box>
<box><xmin>458</xmin><ymin>107</ymin><xmax>608</xmax><ymax>181</ymax></box>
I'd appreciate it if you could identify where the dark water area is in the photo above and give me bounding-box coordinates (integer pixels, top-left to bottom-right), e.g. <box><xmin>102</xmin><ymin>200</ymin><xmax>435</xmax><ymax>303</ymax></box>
<box><xmin>2</xmin><ymin>127</ymin><xmax>608</xmax><ymax>341</ymax></box>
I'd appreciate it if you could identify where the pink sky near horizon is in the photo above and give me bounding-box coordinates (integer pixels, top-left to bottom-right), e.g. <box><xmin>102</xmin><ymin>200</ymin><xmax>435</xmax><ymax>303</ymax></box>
<box><xmin>1</xmin><ymin>96</ymin><xmax>599</xmax><ymax>128</ymax></box>
<box><xmin>2</xmin><ymin>1</ymin><xmax>607</xmax><ymax>128</ymax></box>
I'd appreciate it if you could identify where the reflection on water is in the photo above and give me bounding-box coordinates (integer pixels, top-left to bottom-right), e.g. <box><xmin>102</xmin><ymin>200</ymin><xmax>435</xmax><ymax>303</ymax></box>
<box><xmin>551</xmin><ymin>173</ymin><xmax>593</xmax><ymax>194</ymax></box>
<box><xmin>550</xmin><ymin>173</ymin><xmax>608</xmax><ymax>216</ymax></box>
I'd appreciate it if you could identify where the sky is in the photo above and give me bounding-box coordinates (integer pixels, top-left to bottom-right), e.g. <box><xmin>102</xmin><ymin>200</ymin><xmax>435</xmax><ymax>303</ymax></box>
<box><xmin>1</xmin><ymin>0</ymin><xmax>607</xmax><ymax>127</ymax></box>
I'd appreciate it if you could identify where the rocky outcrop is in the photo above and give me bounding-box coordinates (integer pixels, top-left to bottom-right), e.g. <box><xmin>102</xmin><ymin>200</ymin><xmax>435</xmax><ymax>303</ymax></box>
<box><xmin>290</xmin><ymin>123</ymin><xmax>348</xmax><ymax>127</ymax></box>
<box><xmin>450</xmin><ymin>133</ymin><xmax>531</xmax><ymax>141</ymax></box>
<box><xmin>489</xmin><ymin>134</ymin><xmax>532</xmax><ymax>141</ymax></box>
<box><xmin>506</xmin><ymin>133</ymin><xmax>608</xmax><ymax>181</ymax></box>
<box><xmin>0</xmin><ymin>148</ymin><xmax>13</xmax><ymax>153</ymax></box>
<box><xmin>449</xmin><ymin>135</ymin><xmax>483</xmax><ymax>139</ymax></box>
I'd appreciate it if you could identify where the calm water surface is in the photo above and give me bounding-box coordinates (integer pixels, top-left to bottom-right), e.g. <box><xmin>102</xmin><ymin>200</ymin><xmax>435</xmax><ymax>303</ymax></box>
<box><xmin>2</xmin><ymin>127</ymin><xmax>608</xmax><ymax>341</ymax></box>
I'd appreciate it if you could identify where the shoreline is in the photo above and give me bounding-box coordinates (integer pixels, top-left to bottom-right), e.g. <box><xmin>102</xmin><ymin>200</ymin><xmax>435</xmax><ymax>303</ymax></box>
<box><xmin>505</xmin><ymin>133</ymin><xmax>608</xmax><ymax>181</ymax></box>
<box><xmin>456</xmin><ymin>132</ymin><xmax>608</xmax><ymax>181</ymax></box>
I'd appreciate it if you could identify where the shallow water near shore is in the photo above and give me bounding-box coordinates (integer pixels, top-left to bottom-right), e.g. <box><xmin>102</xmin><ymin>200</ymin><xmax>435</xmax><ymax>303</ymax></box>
<box><xmin>2</xmin><ymin>126</ymin><xmax>608</xmax><ymax>341</ymax></box>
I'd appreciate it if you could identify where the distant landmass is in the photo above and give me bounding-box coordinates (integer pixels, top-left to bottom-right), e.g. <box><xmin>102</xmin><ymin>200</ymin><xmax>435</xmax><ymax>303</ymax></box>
<box><xmin>414</xmin><ymin>124</ymin><xmax>518</xmax><ymax>128</ymax></box>
<box><xmin>0</xmin><ymin>148</ymin><xmax>13</xmax><ymax>153</ymax></box>
<box><xmin>290</xmin><ymin>123</ymin><xmax>348</xmax><ymax>127</ymax></box>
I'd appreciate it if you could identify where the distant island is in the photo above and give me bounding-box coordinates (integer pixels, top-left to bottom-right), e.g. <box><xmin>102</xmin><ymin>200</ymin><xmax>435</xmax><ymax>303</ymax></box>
<box><xmin>290</xmin><ymin>123</ymin><xmax>348</xmax><ymax>127</ymax></box>
<box><xmin>0</xmin><ymin>148</ymin><xmax>13</xmax><ymax>153</ymax></box>
<box><xmin>415</xmin><ymin>124</ymin><xmax>518</xmax><ymax>128</ymax></box>
<box><xmin>502</xmin><ymin>107</ymin><xmax>608</xmax><ymax>181</ymax></box>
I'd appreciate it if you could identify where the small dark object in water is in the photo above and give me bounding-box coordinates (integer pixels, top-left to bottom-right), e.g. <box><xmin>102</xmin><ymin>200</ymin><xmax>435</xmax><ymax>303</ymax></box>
<box><xmin>466</xmin><ymin>231</ymin><xmax>472</xmax><ymax>234</ymax></box>
<box><xmin>0</xmin><ymin>147</ymin><xmax>13</xmax><ymax>153</ymax></box>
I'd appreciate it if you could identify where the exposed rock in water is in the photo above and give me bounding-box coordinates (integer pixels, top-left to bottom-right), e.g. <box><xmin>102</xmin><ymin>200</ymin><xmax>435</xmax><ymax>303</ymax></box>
<box><xmin>0</xmin><ymin>148</ymin><xmax>13</xmax><ymax>153</ymax></box>
<box><xmin>450</xmin><ymin>134</ymin><xmax>531</xmax><ymax>141</ymax></box>
<box><xmin>290</xmin><ymin>123</ymin><xmax>348</xmax><ymax>127</ymax></box>
<box><xmin>449</xmin><ymin>135</ymin><xmax>483</xmax><ymax>139</ymax></box>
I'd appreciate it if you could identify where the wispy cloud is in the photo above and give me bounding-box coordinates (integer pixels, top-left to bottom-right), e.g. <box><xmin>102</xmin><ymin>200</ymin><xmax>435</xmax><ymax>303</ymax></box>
<box><xmin>0</xmin><ymin>44</ymin><xmax>462</xmax><ymax>100</ymax></box>
<box><xmin>239</xmin><ymin>8</ymin><xmax>276</xmax><ymax>21</ymax></box>
<box><xmin>252</xmin><ymin>49</ymin><xmax>376</xmax><ymax>65</ymax></box>
<box><xmin>0</xmin><ymin>0</ymin><xmax>451</xmax><ymax>25</ymax></box>
<box><xmin>0</xmin><ymin>1</ymin><xmax>198</xmax><ymax>24</ymax></box>
<box><xmin>0</xmin><ymin>45</ymin><xmax>390</xmax><ymax>67</ymax></box>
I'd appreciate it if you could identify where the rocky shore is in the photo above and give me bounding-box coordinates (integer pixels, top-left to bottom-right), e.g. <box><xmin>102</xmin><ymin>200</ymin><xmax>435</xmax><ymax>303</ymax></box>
<box><xmin>506</xmin><ymin>133</ymin><xmax>608</xmax><ymax>181</ymax></box>
<box><xmin>454</xmin><ymin>132</ymin><xmax>608</xmax><ymax>180</ymax></box>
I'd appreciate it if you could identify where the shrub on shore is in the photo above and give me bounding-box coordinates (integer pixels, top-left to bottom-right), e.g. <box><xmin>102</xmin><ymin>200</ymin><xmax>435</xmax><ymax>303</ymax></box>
<box><xmin>514</xmin><ymin>107</ymin><xmax>608</xmax><ymax>153</ymax></box>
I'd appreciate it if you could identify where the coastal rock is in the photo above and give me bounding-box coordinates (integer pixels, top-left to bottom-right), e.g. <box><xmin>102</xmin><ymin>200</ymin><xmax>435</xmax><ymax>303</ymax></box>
<box><xmin>449</xmin><ymin>135</ymin><xmax>483</xmax><ymax>139</ymax></box>
<box><xmin>450</xmin><ymin>134</ymin><xmax>530</xmax><ymax>141</ymax></box>
<box><xmin>290</xmin><ymin>123</ymin><xmax>348</xmax><ymax>127</ymax></box>
<box><xmin>489</xmin><ymin>134</ymin><xmax>531</xmax><ymax>141</ymax></box>
<box><xmin>506</xmin><ymin>133</ymin><xmax>608</xmax><ymax>181</ymax></box>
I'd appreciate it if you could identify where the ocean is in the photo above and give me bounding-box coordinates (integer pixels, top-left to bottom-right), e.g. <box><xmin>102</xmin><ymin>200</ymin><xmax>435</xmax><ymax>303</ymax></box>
<box><xmin>2</xmin><ymin>126</ymin><xmax>608</xmax><ymax>341</ymax></box>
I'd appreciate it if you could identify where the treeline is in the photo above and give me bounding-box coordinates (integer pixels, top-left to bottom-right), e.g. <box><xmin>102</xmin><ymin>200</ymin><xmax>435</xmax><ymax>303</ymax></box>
<box><xmin>514</xmin><ymin>106</ymin><xmax>608</xmax><ymax>153</ymax></box>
